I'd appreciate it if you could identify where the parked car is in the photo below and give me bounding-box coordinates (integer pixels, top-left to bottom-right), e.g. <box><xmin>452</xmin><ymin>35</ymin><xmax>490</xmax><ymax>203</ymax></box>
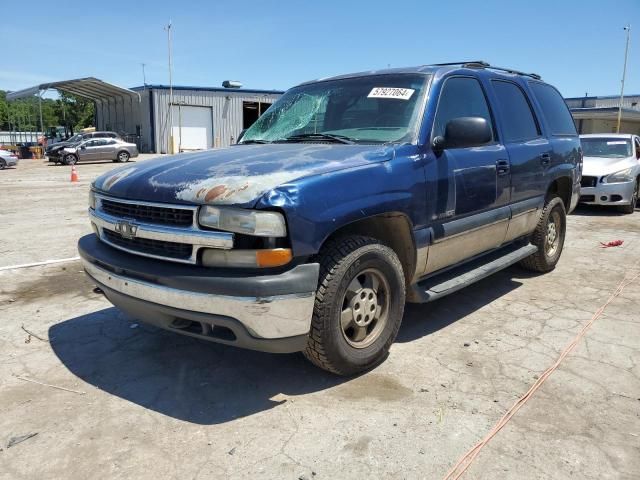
<box><xmin>579</xmin><ymin>133</ymin><xmax>640</xmax><ymax>213</ymax></box>
<box><xmin>47</xmin><ymin>131</ymin><xmax>121</xmax><ymax>162</ymax></box>
<box><xmin>60</xmin><ymin>138</ymin><xmax>139</xmax><ymax>165</ymax></box>
<box><xmin>0</xmin><ymin>149</ymin><xmax>19</xmax><ymax>169</ymax></box>
<box><xmin>78</xmin><ymin>61</ymin><xmax>581</xmax><ymax>375</ymax></box>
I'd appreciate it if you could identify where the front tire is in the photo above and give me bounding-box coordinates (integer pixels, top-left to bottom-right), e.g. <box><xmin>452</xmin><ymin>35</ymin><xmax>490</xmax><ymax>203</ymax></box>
<box><xmin>304</xmin><ymin>236</ymin><xmax>406</xmax><ymax>376</ymax></box>
<box><xmin>63</xmin><ymin>154</ymin><xmax>77</xmax><ymax>165</ymax></box>
<box><xmin>0</xmin><ymin>159</ymin><xmax>5</xmax><ymax>170</ymax></box>
<box><xmin>520</xmin><ymin>196</ymin><xmax>566</xmax><ymax>273</ymax></box>
<box><xmin>618</xmin><ymin>179</ymin><xmax>638</xmax><ymax>214</ymax></box>
<box><xmin>117</xmin><ymin>151</ymin><xmax>130</xmax><ymax>163</ymax></box>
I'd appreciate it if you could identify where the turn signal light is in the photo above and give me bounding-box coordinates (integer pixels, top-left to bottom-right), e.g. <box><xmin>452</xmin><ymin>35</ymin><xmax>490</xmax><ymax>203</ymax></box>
<box><xmin>256</xmin><ymin>249</ymin><xmax>292</xmax><ymax>268</ymax></box>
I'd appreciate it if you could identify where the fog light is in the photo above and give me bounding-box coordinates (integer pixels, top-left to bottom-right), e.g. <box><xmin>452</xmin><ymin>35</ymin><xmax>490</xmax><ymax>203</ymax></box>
<box><xmin>202</xmin><ymin>248</ymin><xmax>292</xmax><ymax>268</ymax></box>
<box><xmin>600</xmin><ymin>196</ymin><xmax>607</xmax><ymax>201</ymax></box>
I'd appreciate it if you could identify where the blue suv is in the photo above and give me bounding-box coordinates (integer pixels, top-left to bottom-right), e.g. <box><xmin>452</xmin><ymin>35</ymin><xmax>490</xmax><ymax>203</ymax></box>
<box><xmin>78</xmin><ymin>61</ymin><xmax>581</xmax><ymax>375</ymax></box>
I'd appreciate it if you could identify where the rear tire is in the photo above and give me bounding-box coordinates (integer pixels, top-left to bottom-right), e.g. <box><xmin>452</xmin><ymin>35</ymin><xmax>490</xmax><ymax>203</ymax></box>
<box><xmin>520</xmin><ymin>196</ymin><xmax>566</xmax><ymax>273</ymax></box>
<box><xmin>304</xmin><ymin>235</ymin><xmax>405</xmax><ymax>376</ymax></box>
<box><xmin>618</xmin><ymin>179</ymin><xmax>638</xmax><ymax>214</ymax></box>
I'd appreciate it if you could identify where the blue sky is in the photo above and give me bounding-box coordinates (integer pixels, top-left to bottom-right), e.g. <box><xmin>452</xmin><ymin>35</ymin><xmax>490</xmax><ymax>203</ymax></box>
<box><xmin>2</xmin><ymin>0</ymin><xmax>638</xmax><ymax>98</ymax></box>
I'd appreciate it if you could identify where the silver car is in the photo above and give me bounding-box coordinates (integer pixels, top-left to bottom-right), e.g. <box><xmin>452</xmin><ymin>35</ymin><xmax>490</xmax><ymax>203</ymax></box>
<box><xmin>60</xmin><ymin>138</ymin><xmax>139</xmax><ymax>165</ymax></box>
<box><xmin>579</xmin><ymin>133</ymin><xmax>640</xmax><ymax>214</ymax></box>
<box><xmin>0</xmin><ymin>149</ymin><xmax>19</xmax><ymax>169</ymax></box>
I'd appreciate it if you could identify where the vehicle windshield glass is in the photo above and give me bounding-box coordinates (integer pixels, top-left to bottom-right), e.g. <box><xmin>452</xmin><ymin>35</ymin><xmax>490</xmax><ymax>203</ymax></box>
<box><xmin>66</xmin><ymin>134</ymin><xmax>82</xmax><ymax>143</ymax></box>
<box><xmin>581</xmin><ymin>138</ymin><xmax>632</xmax><ymax>158</ymax></box>
<box><xmin>240</xmin><ymin>74</ymin><xmax>429</xmax><ymax>144</ymax></box>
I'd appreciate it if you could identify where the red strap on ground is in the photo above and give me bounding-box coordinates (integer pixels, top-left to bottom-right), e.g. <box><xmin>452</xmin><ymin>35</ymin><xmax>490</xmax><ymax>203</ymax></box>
<box><xmin>600</xmin><ymin>240</ymin><xmax>624</xmax><ymax>248</ymax></box>
<box><xmin>442</xmin><ymin>267</ymin><xmax>640</xmax><ymax>480</ymax></box>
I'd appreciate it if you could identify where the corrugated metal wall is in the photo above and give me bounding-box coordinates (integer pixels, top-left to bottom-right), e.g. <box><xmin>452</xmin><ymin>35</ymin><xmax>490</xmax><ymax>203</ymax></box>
<box><xmin>94</xmin><ymin>94</ymin><xmax>148</xmax><ymax>150</ymax></box>
<box><xmin>151</xmin><ymin>88</ymin><xmax>282</xmax><ymax>153</ymax></box>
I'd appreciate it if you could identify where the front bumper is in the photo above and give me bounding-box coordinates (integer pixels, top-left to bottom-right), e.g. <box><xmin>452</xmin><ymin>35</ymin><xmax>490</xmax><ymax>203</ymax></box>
<box><xmin>579</xmin><ymin>180</ymin><xmax>636</xmax><ymax>206</ymax></box>
<box><xmin>78</xmin><ymin>234</ymin><xmax>319</xmax><ymax>353</ymax></box>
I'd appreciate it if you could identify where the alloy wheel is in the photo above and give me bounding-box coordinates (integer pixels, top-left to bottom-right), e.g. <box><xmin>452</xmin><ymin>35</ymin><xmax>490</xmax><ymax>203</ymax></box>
<box><xmin>340</xmin><ymin>268</ymin><xmax>390</xmax><ymax>349</ymax></box>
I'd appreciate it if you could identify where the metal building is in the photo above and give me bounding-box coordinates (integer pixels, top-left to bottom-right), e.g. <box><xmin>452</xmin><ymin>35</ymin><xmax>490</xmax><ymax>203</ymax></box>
<box><xmin>94</xmin><ymin>84</ymin><xmax>283</xmax><ymax>153</ymax></box>
<box><xmin>565</xmin><ymin>93</ymin><xmax>640</xmax><ymax>135</ymax></box>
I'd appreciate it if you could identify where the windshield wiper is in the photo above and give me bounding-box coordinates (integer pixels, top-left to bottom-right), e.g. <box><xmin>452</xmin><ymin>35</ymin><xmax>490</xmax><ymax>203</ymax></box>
<box><xmin>282</xmin><ymin>133</ymin><xmax>356</xmax><ymax>144</ymax></box>
<box><xmin>239</xmin><ymin>139</ymin><xmax>271</xmax><ymax>144</ymax></box>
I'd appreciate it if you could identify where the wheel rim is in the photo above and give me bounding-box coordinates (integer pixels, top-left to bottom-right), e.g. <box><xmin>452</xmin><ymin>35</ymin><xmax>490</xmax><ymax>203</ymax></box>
<box><xmin>66</xmin><ymin>155</ymin><xmax>75</xmax><ymax>164</ymax></box>
<box><xmin>119</xmin><ymin>152</ymin><xmax>128</xmax><ymax>161</ymax></box>
<box><xmin>340</xmin><ymin>268</ymin><xmax>390</xmax><ymax>349</ymax></box>
<box><xmin>545</xmin><ymin>210</ymin><xmax>561</xmax><ymax>256</ymax></box>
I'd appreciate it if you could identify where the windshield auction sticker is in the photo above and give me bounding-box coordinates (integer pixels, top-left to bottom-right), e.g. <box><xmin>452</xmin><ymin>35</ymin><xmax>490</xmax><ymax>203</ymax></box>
<box><xmin>368</xmin><ymin>87</ymin><xmax>415</xmax><ymax>100</ymax></box>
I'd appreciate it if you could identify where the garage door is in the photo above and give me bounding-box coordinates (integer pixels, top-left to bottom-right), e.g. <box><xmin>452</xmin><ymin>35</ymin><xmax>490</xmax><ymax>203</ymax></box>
<box><xmin>171</xmin><ymin>105</ymin><xmax>213</xmax><ymax>151</ymax></box>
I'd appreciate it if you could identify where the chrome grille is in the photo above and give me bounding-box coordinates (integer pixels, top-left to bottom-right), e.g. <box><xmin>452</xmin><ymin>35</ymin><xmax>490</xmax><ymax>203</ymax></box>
<box><xmin>101</xmin><ymin>198</ymin><xmax>194</xmax><ymax>227</ymax></box>
<box><xmin>92</xmin><ymin>194</ymin><xmax>234</xmax><ymax>264</ymax></box>
<box><xmin>103</xmin><ymin>229</ymin><xmax>193</xmax><ymax>260</ymax></box>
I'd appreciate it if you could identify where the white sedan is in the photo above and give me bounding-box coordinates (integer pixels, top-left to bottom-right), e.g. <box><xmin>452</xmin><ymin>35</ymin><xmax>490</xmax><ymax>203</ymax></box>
<box><xmin>579</xmin><ymin>133</ymin><xmax>640</xmax><ymax>214</ymax></box>
<box><xmin>0</xmin><ymin>149</ymin><xmax>19</xmax><ymax>169</ymax></box>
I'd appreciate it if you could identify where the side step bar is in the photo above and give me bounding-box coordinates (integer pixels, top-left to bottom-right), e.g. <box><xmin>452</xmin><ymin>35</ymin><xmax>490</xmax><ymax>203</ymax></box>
<box><xmin>409</xmin><ymin>243</ymin><xmax>538</xmax><ymax>303</ymax></box>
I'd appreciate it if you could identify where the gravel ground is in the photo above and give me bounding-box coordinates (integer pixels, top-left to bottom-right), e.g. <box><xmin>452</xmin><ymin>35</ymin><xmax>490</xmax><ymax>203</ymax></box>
<box><xmin>1</xmin><ymin>157</ymin><xmax>639</xmax><ymax>479</ymax></box>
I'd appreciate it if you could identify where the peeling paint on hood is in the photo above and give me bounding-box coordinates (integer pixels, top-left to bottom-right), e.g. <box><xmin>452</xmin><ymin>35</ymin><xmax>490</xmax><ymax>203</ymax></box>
<box><xmin>92</xmin><ymin>144</ymin><xmax>394</xmax><ymax>206</ymax></box>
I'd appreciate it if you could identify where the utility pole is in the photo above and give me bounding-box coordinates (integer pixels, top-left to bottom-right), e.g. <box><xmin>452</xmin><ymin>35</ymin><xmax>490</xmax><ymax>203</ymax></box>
<box><xmin>616</xmin><ymin>24</ymin><xmax>631</xmax><ymax>133</ymax></box>
<box><xmin>166</xmin><ymin>21</ymin><xmax>174</xmax><ymax>153</ymax></box>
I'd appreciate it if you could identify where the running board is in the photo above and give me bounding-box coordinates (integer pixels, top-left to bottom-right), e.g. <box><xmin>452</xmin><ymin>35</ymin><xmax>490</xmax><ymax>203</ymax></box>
<box><xmin>409</xmin><ymin>243</ymin><xmax>538</xmax><ymax>303</ymax></box>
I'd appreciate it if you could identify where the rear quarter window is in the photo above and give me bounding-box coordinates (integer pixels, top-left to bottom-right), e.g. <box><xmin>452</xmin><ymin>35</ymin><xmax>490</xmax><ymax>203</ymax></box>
<box><xmin>529</xmin><ymin>82</ymin><xmax>577</xmax><ymax>136</ymax></box>
<box><xmin>491</xmin><ymin>80</ymin><xmax>540</xmax><ymax>142</ymax></box>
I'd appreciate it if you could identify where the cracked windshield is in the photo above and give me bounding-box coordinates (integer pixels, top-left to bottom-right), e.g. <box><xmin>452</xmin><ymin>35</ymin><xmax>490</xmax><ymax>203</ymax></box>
<box><xmin>240</xmin><ymin>74</ymin><xmax>429</xmax><ymax>144</ymax></box>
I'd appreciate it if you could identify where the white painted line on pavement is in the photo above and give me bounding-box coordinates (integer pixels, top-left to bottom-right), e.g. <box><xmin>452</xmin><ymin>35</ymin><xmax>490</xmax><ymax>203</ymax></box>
<box><xmin>0</xmin><ymin>256</ymin><xmax>81</xmax><ymax>272</ymax></box>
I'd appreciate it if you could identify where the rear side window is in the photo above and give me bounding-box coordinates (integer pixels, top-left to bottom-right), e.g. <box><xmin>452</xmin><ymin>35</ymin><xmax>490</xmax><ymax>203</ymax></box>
<box><xmin>491</xmin><ymin>81</ymin><xmax>540</xmax><ymax>142</ymax></box>
<box><xmin>529</xmin><ymin>82</ymin><xmax>577</xmax><ymax>135</ymax></box>
<box><xmin>433</xmin><ymin>77</ymin><xmax>495</xmax><ymax>140</ymax></box>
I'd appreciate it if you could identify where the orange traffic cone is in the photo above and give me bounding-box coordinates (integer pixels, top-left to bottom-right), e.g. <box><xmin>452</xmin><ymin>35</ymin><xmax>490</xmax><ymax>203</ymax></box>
<box><xmin>70</xmin><ymin>165</ymin><xmax>79</xmax><ymax>183</ymax></box>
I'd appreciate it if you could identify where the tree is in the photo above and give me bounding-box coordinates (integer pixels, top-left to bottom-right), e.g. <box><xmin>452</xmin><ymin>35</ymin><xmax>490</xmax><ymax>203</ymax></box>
<box><xmin>0</xmin><ymin>90</ymin><xmax>94</xmax><ymax>132</ymax></box>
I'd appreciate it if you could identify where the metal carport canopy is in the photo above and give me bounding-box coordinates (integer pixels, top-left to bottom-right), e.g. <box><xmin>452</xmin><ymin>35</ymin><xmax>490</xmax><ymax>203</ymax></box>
<box><xmin>6</xmin><ymin>77</ymin><xmax>140</xmax><ymax>102</ymax></box>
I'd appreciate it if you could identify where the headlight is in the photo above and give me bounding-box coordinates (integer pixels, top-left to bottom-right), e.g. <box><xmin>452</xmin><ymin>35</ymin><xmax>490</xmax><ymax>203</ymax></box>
<box><xmin>89</xmin><ymin>190</ymin><xmax>96</xmax><ymax>209</ymax></box>
<box><xmin>198</xmin><ymin>206</ymin><xmax>287</xmax><ymax>237</ymax></box>
<box><xmin>604</xmin><ymin>168</ymin><xmax>635</xmax><ymax>183</ymax></box>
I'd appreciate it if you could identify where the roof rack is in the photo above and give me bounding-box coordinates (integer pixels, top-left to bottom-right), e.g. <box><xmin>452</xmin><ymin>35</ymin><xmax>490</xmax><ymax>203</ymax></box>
<box><xmin>429</xmin><ymin>61</ymin><xmax>542</xmax><ymax>80</ymax></box>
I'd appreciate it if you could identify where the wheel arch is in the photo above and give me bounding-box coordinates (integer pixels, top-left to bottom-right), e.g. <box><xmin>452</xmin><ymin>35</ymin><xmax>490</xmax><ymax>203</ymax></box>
<box><xmin>546</xmin><ymin>176</ymin><xmax>572</xmax><ymax>211</ymax></box>
<box><xmin>319</xmin><ymin>212</ymin><xmax>416</xmax><ymax>284</ymax></box>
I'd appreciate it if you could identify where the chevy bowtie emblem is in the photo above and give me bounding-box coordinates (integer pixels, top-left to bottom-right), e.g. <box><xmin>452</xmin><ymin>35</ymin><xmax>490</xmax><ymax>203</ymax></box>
<box><xmin>115</xmin><ymin>221</ymin><xmax>138</xmax><ymax>239</ymax></box>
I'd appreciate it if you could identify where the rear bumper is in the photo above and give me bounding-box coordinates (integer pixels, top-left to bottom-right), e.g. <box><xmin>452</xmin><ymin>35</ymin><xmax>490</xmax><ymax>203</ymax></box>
<box><xmin>78</xmin><ymin>234</ymin><xmax>319</xmax><ymax>353</ymax></box>
<box><xmin>579</xmin><ymin>180</ymin><xmax>636</xmax><ymax>206</ymax></box>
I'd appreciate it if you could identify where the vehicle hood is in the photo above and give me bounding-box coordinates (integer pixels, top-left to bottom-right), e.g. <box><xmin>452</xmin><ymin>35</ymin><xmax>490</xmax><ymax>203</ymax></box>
<box><xmin>582</xmin><ymin>155</ymin><xmax>639</xmax><ymax>177</ymax></box>
<box><xmin>92</xmin><ymin>143</ymin><xmax>395</xmax><ymax>206</ymax></box>
<box><xmin>48</xmin><ymin>141</ymin><xmax>74</xmax><ymax>152</ymax></box>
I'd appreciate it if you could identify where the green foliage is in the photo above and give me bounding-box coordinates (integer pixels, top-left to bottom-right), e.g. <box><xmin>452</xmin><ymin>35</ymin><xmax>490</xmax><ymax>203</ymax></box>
<box><xmin>0</xmin><ymin>90</ymin><xmax>94</xmax><ymax>132</ymax></box>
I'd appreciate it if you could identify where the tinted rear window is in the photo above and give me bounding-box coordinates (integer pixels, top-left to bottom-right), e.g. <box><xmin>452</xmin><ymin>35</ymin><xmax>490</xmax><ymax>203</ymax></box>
<box><xmin>528</xmin><ymin>82</ymin><xmax>577</xmax><ymax>135</ymax></box>
<box><xmin>492</xmin><ymin>80</ymin><xmax>540</xmax><ymax>142</ymax></box>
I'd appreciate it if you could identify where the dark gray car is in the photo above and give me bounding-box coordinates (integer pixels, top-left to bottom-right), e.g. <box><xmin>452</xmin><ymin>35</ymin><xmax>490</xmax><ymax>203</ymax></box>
<box><xmin>60</xmin><ymin>138</ymin><xmax>139</xmax><ymax>165</ymax></box>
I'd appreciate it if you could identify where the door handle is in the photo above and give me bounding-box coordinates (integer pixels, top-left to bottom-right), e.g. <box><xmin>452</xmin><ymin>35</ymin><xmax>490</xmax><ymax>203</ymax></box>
<box><xmin>496</xmin><ymin>159</ymin><xmax>510</xmax><ymax>176</ymax></box>
<box><xmin>540</xmin><ymin>153</ymin><xmax>551</xmax><ymax>166</ymax></box>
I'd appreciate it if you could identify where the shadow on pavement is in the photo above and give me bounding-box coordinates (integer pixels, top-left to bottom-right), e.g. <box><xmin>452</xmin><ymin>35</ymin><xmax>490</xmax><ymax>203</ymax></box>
<box><xmin>397</xmin><ymin>267</ymin><xmax>523</xmax><ymax>343</ymax></box>
<box><xmin>571</xmin><ymin>205</ymin><xmax>632</xmax><ymax>216</ymax></box>
<box><xmin>49</xmin><ymin>267</ymin><xmax>525</xmax><ymax>425</ymax></box>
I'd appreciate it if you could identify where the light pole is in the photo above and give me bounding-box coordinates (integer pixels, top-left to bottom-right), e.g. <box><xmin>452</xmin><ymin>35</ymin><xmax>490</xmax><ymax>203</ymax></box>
<box><xmin>141</xmin><ymin>63</ymin><xmax>147</xmax><ymax>87</ymax></box>
<box><xmin>166</xmin><ymin>21</ymin><xmax>175</xmax><ymax>153</ymax></box>
<box><xmin>616</xmin><ymin>25</ymin><xmax>631</xmax><ymax>134</ymax></box>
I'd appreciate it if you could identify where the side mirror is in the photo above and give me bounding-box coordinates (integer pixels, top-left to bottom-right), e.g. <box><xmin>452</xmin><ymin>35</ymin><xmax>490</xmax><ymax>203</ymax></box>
<box><xmin>433</xmin><ymin>117</ymin><xmax>492</xmax><ymax>152</ymax></box>
<box><xmin>81</xmin><ymin>145</ymin><xmax>87</xmax><ymax>150</ymax></box>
